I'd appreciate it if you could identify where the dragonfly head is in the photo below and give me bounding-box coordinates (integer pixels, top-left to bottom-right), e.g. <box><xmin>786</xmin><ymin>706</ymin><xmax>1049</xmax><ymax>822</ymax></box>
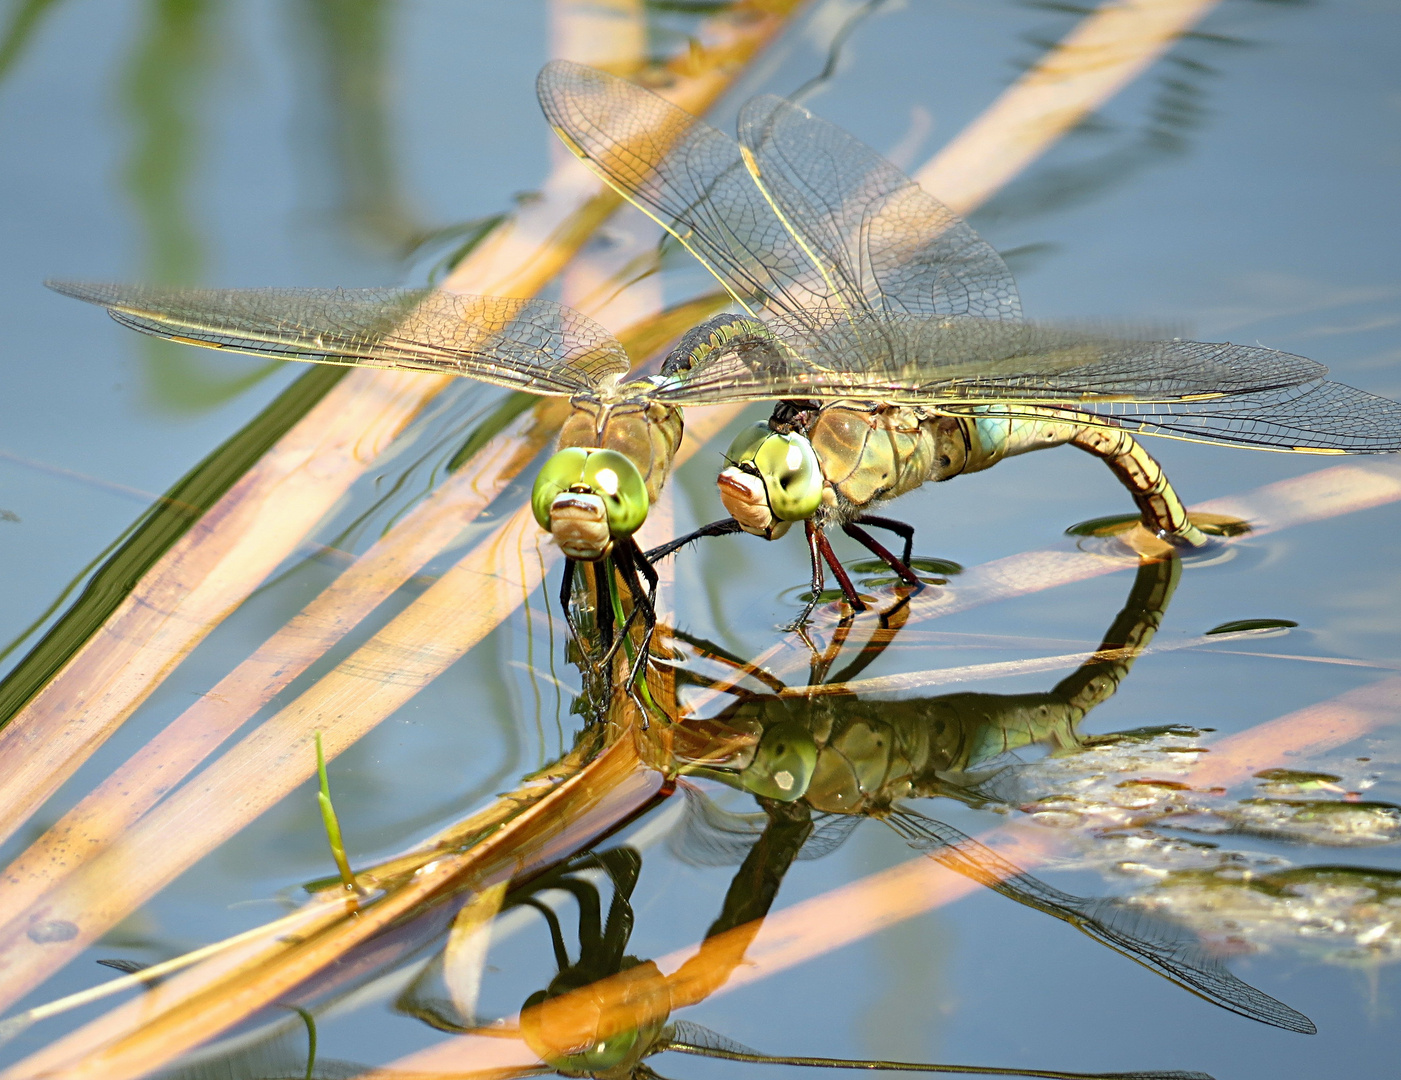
<box><xmin>532</xmin><ymin>447</ymin><xmax>648</xmax><ymax>561</ymax></box>
<box><xmin>718</xmin><ymin>423</ymin><xmax>823</xmax><ymax>541</ymax></box>
<box><xmin>520</xmin><ymin>957</ymin><xmax>666</xmax><ymax>1077</ymax></box>
<box><xmin>738</xmin><ymin>720</ymin><xmax>818</xmax><ymax>802</ymax></box>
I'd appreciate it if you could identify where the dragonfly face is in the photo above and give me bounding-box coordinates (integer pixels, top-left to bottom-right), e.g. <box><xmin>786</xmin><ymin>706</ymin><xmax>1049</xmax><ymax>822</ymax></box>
<box><xmin>532</xmin><ymin>447</ymin><xmax>649</xmax><ymax>561</ymax></box>
<box><xmin>717</xmin><ymin>422</ymin><xmax>823</xmax><ymax>540</ymax></box>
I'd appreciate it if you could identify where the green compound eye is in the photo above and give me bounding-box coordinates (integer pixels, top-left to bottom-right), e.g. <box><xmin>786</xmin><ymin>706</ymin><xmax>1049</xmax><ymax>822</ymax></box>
<box><xmin>582</xmin><ymin>449</ymin><xmax>648</xmax><ymax>537</ymax></box>
<box><xmin>752</xmin><ymin>432</ymin><xmax>822</xmax><ymax>522</ymax></box>
<box><xmin>725</xmin><ymin>421</ymin><xmax>771</xmax><ymax>466</ymax></box>
<box><xmin>531</xmin><ymin>448</ymin><xmax>648</xmax><ymax>537</ymax></box>
<box><xmin>739</xmin><ymin>721</ymin><xmax>818</xmax><ymax>802</ymax></box>
<box><xmin>531</xmin><ymin>447</ymin><xmax>589</xmax><ymax>530</ymax></box>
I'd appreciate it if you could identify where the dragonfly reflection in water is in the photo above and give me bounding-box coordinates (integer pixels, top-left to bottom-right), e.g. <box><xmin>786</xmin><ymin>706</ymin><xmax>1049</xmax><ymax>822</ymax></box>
<box><xmin>662</xmin><ymin>555</ymin><xmax>1315</xmax><ymax>1034</ymax></box>
<box><xmin>537</xmin><ymin>61</ymin><xmax>1401</xmax><ymax>623</ymax></box>
<box><xmin>396</xmin><ymin>846</ymin><xmax>1216</xmax><ymax>1080</ymax></box>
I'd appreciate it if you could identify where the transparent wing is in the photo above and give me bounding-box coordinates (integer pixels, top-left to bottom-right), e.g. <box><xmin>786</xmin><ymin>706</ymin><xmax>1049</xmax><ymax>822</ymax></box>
<box><xmin>666</xmin><ymin>787</ymin><xmax>861</xmax><ymax>867</ymax></box>
<box><xmin>48</xmin><ymin>281</ymin><xmax>630</xmax><ymax>397</ymax></box>
<box><xmin>537</xmin><ymin>59</ymin><xmax>838</xmax><ymax>322</ymax></box>
<box><xmin>538</xmin><ymin>62</ymin><xmax>1021</xmax><ymax>335</ymax></box>
<box><xmin>738</xmin><ymin>94</ymin><xmax>1020</xmax><ymax>320</ymax></box>
<box><xmin>647</xmin><ymin>315</ymin><xmax>1401</xmax><ymax>451</ymax></box>
<box><xmin>666</xmin><ymin>1020</ymin><xmax>761</xmax><ymax>1056</ymax></box>
<box><xmin>650</xmin><ymin>316</ymin><xmax>1323</xmax><ymax>403</ymax></box>
<box><xmin>666</xmin><ymin>787</ymin><xmax>769</xmax><ymax>867</ymax></box>
<box><xmin>885</xmin><ymin>808</ymin><xmax>1315</xmax><ymax>1034</ymax></box>
<box><xmin>664</xmin><ymin>1020</ymin><xmax>1214</xmax><ymax>1080</ymax></box>
<box><xmin>943</xmin><ymin>378</ymin><xmax>1401</xmax><ymax>453</ymax></box>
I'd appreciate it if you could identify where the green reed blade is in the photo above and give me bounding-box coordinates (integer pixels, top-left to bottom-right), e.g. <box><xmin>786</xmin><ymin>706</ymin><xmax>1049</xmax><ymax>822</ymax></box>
<box><xmin>315</xmin><ymin>733</ymin><xmax>358</xmax><ymax>895</ymax></box>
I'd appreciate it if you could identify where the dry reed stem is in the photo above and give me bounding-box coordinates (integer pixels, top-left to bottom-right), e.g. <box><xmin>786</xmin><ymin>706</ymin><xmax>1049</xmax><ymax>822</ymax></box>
<box><xmin>0</xmin><ymin>293</ymin><xmax>727</xmax><ymax>946</ymax></box>
<box><xmin>1</xmin><ymin>737</ymin><xmax>662</xmax><ymax>1080</ymax></box>
<box><xmin>915</xmin><ymin>0</ymin><xmax>1224</xmax><ymax>215</ymax></box>
<box><xmin>0</xmin><ymin>0</ymin><xmax>806</xmax><ymax>1025</ymax></box>
<box><xmin>0</xmin><ymin>386</ymin><xmax>778</xmax><ymax>1022</ymax></box>
<box><xmin>0</xmin><ymin>0</ymin><xmax>803</xmax><ymax>851</ymax></box>
<box><xmin>0</xmin><ymin>369</ymin><xmax>437</xmax><ymax>848</ymax></box>
<box><xmin>0</xmin><ymin>402</ymin><xmax>565</xmax><ymax>931</ymax></box>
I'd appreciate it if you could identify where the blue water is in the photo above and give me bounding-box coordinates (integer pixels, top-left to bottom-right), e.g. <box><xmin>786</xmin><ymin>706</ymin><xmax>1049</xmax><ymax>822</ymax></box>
<box><xmin>1</xmin><ymin>2</ymin><xmax>1399</xmax><ymax>1078</ymax></box>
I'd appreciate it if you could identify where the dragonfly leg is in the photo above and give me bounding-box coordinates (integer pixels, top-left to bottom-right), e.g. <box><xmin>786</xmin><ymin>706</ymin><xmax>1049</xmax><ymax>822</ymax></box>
<box><xmin>841</xmin><ymin>521</ymin><xmax>923</xmax><ymax>589</ymax></box>
<box><xmin>593</xmin><ymin>559</ymin><xmax>617</xmax><ymax>656</ymax></box>
<box><xmin>644</xmin><ymin>518</ymin><xmax>743</xmax><ymax>563</ymax></box>
<box><xmin>853</xmin><ymin>514</ymin><xmax>915</xmax><ymax>566</ymax></box>
<box><xmin>614</xmin><ymin>539</ymin><xmax>660</xmax><ymax>703</ymax></box>
<box><xmin>559</xmin><ymin>558</ymin><xmax>589</xmax><ymax>661</ymax></box>
<box><xmin>792</xmin><ymin>521</ymin><xmax>828</xmax><ymax>627</ymax></box>
<box><xmin>810</xmin><ymin>520</ymin><xmax>867</xmax><ymax>613</ymax></box>
<box><xmin>1070</xmin><ymin>427</ymin><xmax>1208</xmax><ymax>547</ymax></box>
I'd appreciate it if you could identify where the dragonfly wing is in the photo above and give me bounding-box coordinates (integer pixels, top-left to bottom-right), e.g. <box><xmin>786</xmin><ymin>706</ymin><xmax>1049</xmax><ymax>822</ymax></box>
<box><xmin>665</xmin><ymin>788</ymin><xmax>862</xmax><ymax>866</ymax></box>
<box><xmin>738</xmin><ymin>94</ymin><xmax>1020</xmax><ymax>321</ymax></box>
<box><xmin>645</xmin><ymin>317</ymin><xmax>1345</xmax><ymax>414</ymax></box>
<box><xmin>665</xmin><ymin>1020</ymin><xmax>763</xmax><ymax>1057</ymax></box>
<box><xmin>884</xmin><ymin>808</ymin><xmax>1315</xmax><ymax>1033</ymax></box>
<box><xmin>800</xmin><ymin>812</ymin><xmax>863</xmax><ymax>860</ymax></box>
<box><xmin>536</xmin><ymin>60</ymin><xmax>860</xmax><ymax>324</ymax></box>
<box><xmin>941</xmin><ymin>377</ymin><xmax>1401</xmax><ymax>453</ymax></box>
<box><xmin>48</xmin><ymin>281</ymin><xmax>629</xmax><ymax>397</ymax></box>
<box><xmin>666</xmin><ymin>785</ymin><xmax>771</xmax><ymax>867</ymax></box>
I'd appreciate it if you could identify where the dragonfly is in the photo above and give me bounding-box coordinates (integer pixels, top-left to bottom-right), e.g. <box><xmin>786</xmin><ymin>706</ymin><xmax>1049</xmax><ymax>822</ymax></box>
<box><xmin>537</xmin><ymin>59</ymin><xmax>1401</xmax><ymax>623</ymax></box>
<box><xmin>398</xmin><ymin>846</ymin><xmax>1216</xmax><ymax>1080</ymax></box>
<box><xmin>662</xmin><ymin>557</ymin><xmax>1315</xmax><ymax>1036</ymax></box>
<box><xmin>44</xmin><ymin>282</ymin><xmax>707</xmax><ymax>689</ymax></box>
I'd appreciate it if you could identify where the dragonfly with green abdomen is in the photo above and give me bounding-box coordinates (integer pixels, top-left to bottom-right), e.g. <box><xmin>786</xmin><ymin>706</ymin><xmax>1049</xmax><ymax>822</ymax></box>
<box><xmin>538</xmin><ymin>60</ymin><xmax>1401</xmax><ymax>623</ymax></box>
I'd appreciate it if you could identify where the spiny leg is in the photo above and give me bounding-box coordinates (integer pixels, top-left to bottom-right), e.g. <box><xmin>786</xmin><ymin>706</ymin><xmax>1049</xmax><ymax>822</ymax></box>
<box><xmin>611</xmin><ymin>538</ymin><xmax>660</xmax><ymax>696</ymax></box>
<box><xmin>842</xmin><ymin>521</ymin><xmax>923</xmax><ymax>588</ymax></box>
<box><xmin>593</xmin><ymin>559</ymin><xmax>616</xmax><ymax>657</ymax></box>
<box><xmin>1070</xmin><ymin>426</ymin><xmax>1208</xmax><ymax>547</ymax></box>
<box><xmin>854</xmin><ymin>514</ymin><xmax>915</xmax><ymax>566</ymax></box>
<box><xmin>810</xmin><ymin>520</ymin><xmax>866</xmax><ymax>613</ymax></box>
<box><xmin>791</xmin><ymin>520</ymin><xmax>829</xmax><ymax>628</ymax></box>
<box><xmin>559</xmin><ymin>557</ymin><xmax>581</xmax><ymax>653</ymax></box>
<box><xmin>644</xmin><ymin>518</ymin><xmax>743</xmax><ymax>563</ymax></box>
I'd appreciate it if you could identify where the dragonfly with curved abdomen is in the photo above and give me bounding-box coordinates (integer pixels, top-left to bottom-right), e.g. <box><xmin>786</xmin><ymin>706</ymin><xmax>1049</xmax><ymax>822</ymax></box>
<box><xmin>537</xmin><ymin>60</ymin><xmax>1401</xmax><ymax>623</ymax></box>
